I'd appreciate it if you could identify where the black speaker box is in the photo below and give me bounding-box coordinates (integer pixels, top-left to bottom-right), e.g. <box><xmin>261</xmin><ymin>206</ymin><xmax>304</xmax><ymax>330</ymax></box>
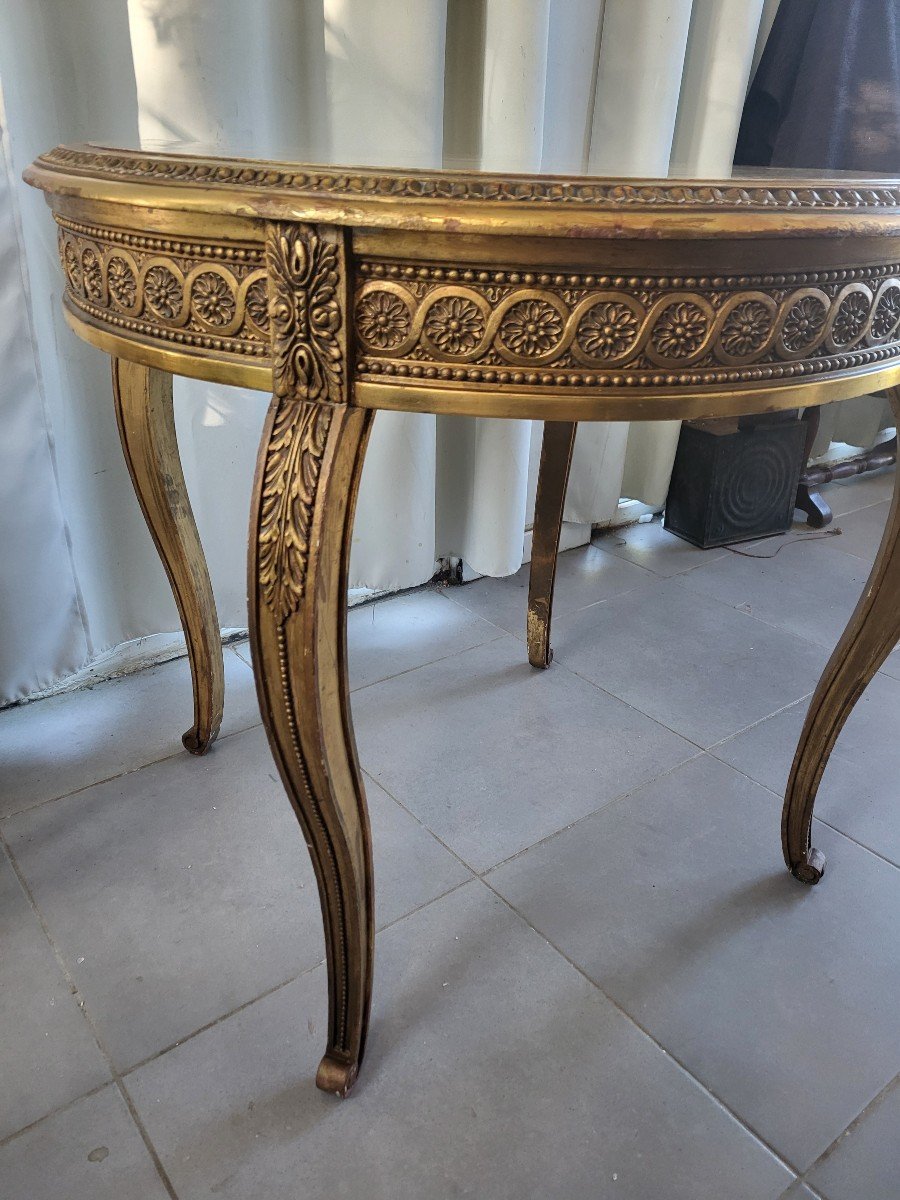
<box><xmin>664</xmin><ymin>416</ymin><xmax>806</xmax><ymax>548</ymax></box>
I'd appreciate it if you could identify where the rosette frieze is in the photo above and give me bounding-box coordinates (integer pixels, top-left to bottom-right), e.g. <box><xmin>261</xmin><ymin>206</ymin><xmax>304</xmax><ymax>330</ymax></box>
<box><xmin>354</xmin><ymin>261</ymin><xmax>900</xmax><ymax>390</ymax></box>
<box><xmin>56</xmin><ymin>216</ymin><xmax>270</xmax><ymax>360</ymax></box>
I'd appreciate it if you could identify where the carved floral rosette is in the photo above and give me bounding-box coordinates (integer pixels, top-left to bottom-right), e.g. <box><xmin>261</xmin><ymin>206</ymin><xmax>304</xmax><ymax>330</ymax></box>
<box><xmin>354</xmin><ymin>261</ymin><xmax>900</xmax><ymax>390</ymax></box>
<box><xmin>56</xmin><ymin>216</ymin><xmax>271</xmax><ymax>360</ymax></box>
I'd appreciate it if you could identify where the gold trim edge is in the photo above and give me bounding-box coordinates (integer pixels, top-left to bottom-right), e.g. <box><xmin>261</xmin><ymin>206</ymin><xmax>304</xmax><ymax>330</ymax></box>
<box><xmin>33</xmin><ymin>146</ymin><xmax>900</xmax><ymax>211</ymax></box>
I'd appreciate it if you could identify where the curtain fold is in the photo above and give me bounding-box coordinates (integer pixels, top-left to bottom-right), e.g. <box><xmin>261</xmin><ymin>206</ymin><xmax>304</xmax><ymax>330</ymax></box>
<box><xmin>1</xmin><ymin>0</ymin><xmax>785</xmax><ymax>702</ymax></box>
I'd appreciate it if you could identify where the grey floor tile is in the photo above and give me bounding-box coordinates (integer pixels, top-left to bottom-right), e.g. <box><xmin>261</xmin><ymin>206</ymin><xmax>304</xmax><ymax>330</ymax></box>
<box><xmin>231</xmin><ymin>592</ymin><xmax>507</xmax><ymax>690</ymax></box>
<box><xmin>445</xmin><ymin>543</ymin><xmax>654</xmax><ymax>639</ymax></box>
<box><xmin>827</xmin><ymin>502</ymin><xmax>889</xmax><ymax>563</ymax></box>
<box><xmin>820</xmin><ymin>468</ymin><xmax>893</xmax><ymax>519</ymax></box>
<box><xmin>0</xmin><ymin>852</ymin><xmax>110</xmax><ymax>1141</ymax></box>
<box><xmin>0</xmin><ymin>648</ymin><xmax>260</xmax><ymax>818</ymax></box>
<box><xmin>676</xmin><ymin>537</ymin><xmax>871</xmax><ymax>650</ymax></box>
<box><xmin>487</xmin><ymin>754</ymin><xmax>900</xmax><ymax>1170</ymax></box>
<box><xmin>713</xmin><ymin>674</ymin><xmax>900</xmax><ymax>868</ymax></box>
<box><xmin>347</xmin><ymin>590</ymin><xmax>505</xmax><ymax>690</ymax></box>
<box><xmin>806</xmin><ymin>1077</ymin><xmax>900</xmax><ymax>1200</ymax></box>
<box><xmin>3</xmin><ymin>726</ymin><xmax>469</xmax><ymax>1070</ymax></box>
<box><xmin>595</xmin><ymin>517</ymin><xmax>728</xmax><ymax>577</ymax></box>
<box><xmin>877</xmin><ymin>652</ymin><xmax>900</xmax><ymax>682</ymax></box>
<box><xmin>354</xmin><ymin>636</ymin><xmax>696</xmax><ymax>872</ymax></box>
<box><xmin>0</xmin><ymin>1085</ymin><xmax>170</xmax><ymax>1200</ymax></box>
<box><xmin>126</xmin><ymin>881</ymin><xmax>791</xmax><ymax>1200</ymax></box>
<box><xmin>551</xmin><ymin>577</ymin><xmax>829</xmax><ymax>748</ymax></box>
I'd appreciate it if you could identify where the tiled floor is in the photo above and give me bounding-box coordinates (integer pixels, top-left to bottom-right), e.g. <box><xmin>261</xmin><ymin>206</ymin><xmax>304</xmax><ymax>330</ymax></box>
<box><xmin>2</xmin><ymin>469</ymin><xmax>900</xmax><ymax>1199</ymax></box>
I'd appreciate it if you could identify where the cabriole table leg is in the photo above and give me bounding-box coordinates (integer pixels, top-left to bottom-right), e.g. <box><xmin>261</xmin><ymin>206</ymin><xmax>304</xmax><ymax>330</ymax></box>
<box><xmin>783</xmin><ymin>388</ymin><xmax>900</xmax><ymax>883</ymax></box>
<box><xmin>527</xmin><ymin>421</ymin><xmax>578</xmax><ymax>668</ymax></box>
<box><xmin>249</xmin><ymin>220</ymin><xmax>374</xmax><ymax>1096</ymax></box>
<box><xmin>112</xmin><ymin>357</ymin><xmax>224</xmax><ymax>754</ymax></box>
<box><xmin>249</xmin><ymin>384</ymin><xmax>375</xmax><ymax>1096</ymax></box>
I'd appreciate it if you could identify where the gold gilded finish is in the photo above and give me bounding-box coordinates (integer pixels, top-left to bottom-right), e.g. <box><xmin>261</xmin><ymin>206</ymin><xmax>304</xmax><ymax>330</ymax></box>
<box><xmin>57</xmin><ymin>216</ymin><xmax>270</xmax><ymax>369</ymax></box>
<box><xmin>25</xmin><ymin>144</ymin><xmax>900</xmax><ymax>239</ymax></box>
<box><xmin>24</xmin><ymin>142</ymin><xmax>900</xmax><ymax>1097</ymax></box>
<box><xmin>250</xmin><ymin>222</ymin><xmax>373</xmax><ymax>1096</ymax></box>
<box><xmin>112</xmin><ymin>358</ymin><xmax>224</xmax><ymax>754</ymax></box>
<box><xmin>354</xmin><ymin>259</ymin><xmax>900</xmax><ymax>396</ymax></box>
<box><xmin>527</xmin><ymin>422</ymin><xmax>578</xmax><ymax>669</ymax></box>
<box><xmin>782</xmin><ymin>388</ymin><xmax>900</xmax><ymax>884</ymax></box>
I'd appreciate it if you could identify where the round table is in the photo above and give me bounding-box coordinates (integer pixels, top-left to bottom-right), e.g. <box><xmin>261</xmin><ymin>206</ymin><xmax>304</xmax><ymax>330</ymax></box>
<box><xmin>25</xmin><ymin>144</ymin><xmax>900</xmax><ymax>1096</ymax></box>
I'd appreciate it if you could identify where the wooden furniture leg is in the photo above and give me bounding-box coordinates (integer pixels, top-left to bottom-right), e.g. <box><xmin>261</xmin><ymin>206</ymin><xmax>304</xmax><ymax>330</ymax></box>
<box><xmin>112</xmin><ymin>358</ymin><xmax>224</xmax><ymax>754</ymax></box>
<box><xmin>797</xmin><ymin>423</ymin><xmax>897</xmax><ymax>530</ymax></box>
<box><xmin>783</xmin><ymin>389</ymin><xmax>900</xmax><ymax>883</ymax></box>
<box><xmin>249</xmin><ymin>398</ymin><xmax>374</xmax><ymax>1096</ymax></box>
<box><xmin>527</xmin><ymin>421</ymin><xmax>578</xmax><ymax>668</ymax></box>
<box><xmin>250</xmin><ymin>215</ymin><xmax>375</xmax><ymax>1097</ymax></box>
<box><xmin>795</xmin><ymin>406</ymin><xmax>832</xmax><ymax>528</ymax></box>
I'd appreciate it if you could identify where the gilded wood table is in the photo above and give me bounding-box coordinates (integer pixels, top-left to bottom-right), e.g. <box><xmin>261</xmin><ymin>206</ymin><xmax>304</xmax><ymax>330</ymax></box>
<box><xmin>25</xmin><ymin>145</ymin><xmax>900</xmax><ymax>1096</ymax></box>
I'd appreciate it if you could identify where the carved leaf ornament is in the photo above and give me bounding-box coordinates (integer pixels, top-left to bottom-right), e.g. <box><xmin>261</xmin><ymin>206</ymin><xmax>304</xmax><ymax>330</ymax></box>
<box><xmin>258</xmin><ymin>225</ymin><xmax>344</xmax><ymax>621</ymax></box>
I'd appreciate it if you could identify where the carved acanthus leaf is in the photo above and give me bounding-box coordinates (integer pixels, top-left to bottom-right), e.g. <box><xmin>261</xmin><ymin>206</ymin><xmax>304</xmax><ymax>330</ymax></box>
<box><xmin>258</xmin><ymin>223</ymin><xmax>346</xmax><ymax>620</ymax></box>
<box><xmin>258</xmin><ymin>401</ymin><xmax>333</xmax><ymax>622</ymax></box>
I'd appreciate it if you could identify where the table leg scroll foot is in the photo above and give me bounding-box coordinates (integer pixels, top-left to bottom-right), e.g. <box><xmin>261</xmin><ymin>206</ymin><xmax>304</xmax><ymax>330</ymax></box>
<box><xmin>181</xmin><ymin>725</ymin><xmax>219</xmax><ymax>756</ymax></box>
<box><xmin>782</xmin><ymin>387</ymin><xmax>900</xmax><ymax>880</ymax></box>
<box><xmin>790</xmin><ymin>845</ymin><xmax>827</xmax><ymax>885</ymax></box>
<box><xmin>316</xmin><ymin>1053</ymin><xmax>359</xmax><ymax>1098</ymax></box>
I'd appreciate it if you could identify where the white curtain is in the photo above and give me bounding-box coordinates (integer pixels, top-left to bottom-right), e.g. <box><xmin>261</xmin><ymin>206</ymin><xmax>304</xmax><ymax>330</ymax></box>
<box><xmin>1</xmin><ymin>0</ymin><xmax>804</xmax><ymax>704</ymax></box>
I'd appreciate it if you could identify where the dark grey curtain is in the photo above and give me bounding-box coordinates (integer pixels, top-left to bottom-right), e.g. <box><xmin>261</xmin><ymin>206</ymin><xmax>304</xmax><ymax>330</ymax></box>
<box><xmin>736</xmin><ymin>0</ymin><xmax>900</xmax><ymax>172</ymax></box>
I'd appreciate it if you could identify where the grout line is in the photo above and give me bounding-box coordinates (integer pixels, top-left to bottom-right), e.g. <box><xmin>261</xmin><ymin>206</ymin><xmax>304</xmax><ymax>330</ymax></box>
<box><xmin>235</xmin><ymin>590</ymin><xmax>512</xmax><ymax>690</ymax></box>
<box><xmin>704</xmin><ymin>691</ymin><xmax>815</xmax><ymax>755</ymax></box>
<box><xmin>0</xmin><ymin>827</ymin><xmax>472</xmax><ymax>1138</ymax></box>
<box><xmin>545</xmin><ymin>655</ymin><xmax>710</xmax><ymax>750</ymax></box>
<box><xmin>0</xmin><ymin>716</ymin><xmax>265</xmax><ymax>825</ymax></box>
<box><xmin>117</xmin><ymin>876</ymin><xmax>475</xmax><ymax>1081</ymax></box>
<box><xmin>797</xmin><ymin>1069</ymin><xmax>900</xmax><ymax>1185</ymax></box>
<box><xmin>0</xmin><ymin>1079</ymin><xmax>112</xmax><ymax>1151</ymax></box>
<box><xmin>118</xmin><ymin>964</ymin><xmax>325</xmax><ymax>1080</ymax></box>
<box><xmin>230</xmin><ymin>643</ymin><xmax>252</xmax><ymax>668</ymax></box>
<box><xmin>0</xmin><ymin>828</ymin><xmax>180</xmax><ymax>1199</ymax></box>
<box><xmin>473</xmin><ymin>750</ymin><xmax>706</xmax><ymax>878</ymax></box>
<box><xmin>666</xmin><ymin>569</ymin><xmax>849</xmax><ymax>656</ymax></box>
<box><xmin>365</xmin><ymin>757</ymin><xmax>709</xmax><ymax>888</ymax></box>
<box><xmin>477</xmin><ymin>873</ymin><xmax>802</xmax><ymax>1180</ymax></box>
<box><xmin>438</xmin><ymin>562</ymin><xmax>663</xmax><ymax>642</ymax></box>
<box><xmin>592</xmin><ymin>530</ymin><xmax>729</xmax><ymax>580</ymax></box>
<box><xmin>777</xmin><ymin>1183</ymin><xmax>824</xmax><ymax>1200</ymax></box>
<box><xmin>720</xmin><ymin>758</ymin><xmax>900</xmax><ymax>875</ymax></box>
<box><xmin>807</xmin><ymin>814</ymin><xmax>900</xmax><ymax>874</ymax></box>
<box><xmin>362</xmin><ymin>768</ymin><xmax>482</xmax><ymax>877</ymax></box>
<box><xmin>348</xmin><ymin>628</ymin><xmax>509</xmax><ymax>697</ymax></box>
<box><xmin>550</xmin><ymin>636</ymin><xmax>829</xmax><ymax>760</ymax></box>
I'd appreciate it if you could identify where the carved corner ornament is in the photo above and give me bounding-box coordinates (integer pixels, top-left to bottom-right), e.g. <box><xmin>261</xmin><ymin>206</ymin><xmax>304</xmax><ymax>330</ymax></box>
<box><xmin>259</xmin><ymin>222</ymin><xmax>347</xmax><ymax>622</ymax></box>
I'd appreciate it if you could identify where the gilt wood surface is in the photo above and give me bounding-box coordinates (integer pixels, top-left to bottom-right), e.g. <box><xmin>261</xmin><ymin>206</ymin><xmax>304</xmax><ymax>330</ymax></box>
<box><xmin>782</xmin><ymin>388</ymin><xmax>900</xmax><ymax>884</ymax></box>
<box><xmin>527</xmin><ymin>422</ymin><xmax>578</xmax><ymax>669</ymax></box>
<box><xmin>112</xmin><ymin>357</ymin><xmax>224</xmax><ymax>754</ymax></box>
<box><xmin>24</xmin><ymin>144</ymin><xmax>900</xmax><ymax>1095</ymax></box>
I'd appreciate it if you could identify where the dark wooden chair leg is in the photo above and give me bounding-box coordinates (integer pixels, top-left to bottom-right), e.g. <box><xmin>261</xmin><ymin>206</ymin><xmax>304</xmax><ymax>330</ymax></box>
<box><xmin>795</xmin><ymin>405</ymin><xmax>833</xmax><ymax>528</ymax></box>
<box><xmin>527</xmin><ymin>421</ymin><xmax>578</xmax><ymax>668</ymax></box>
<box><xmin>783</xmin><ymin>389</ymin><xmax>900</xmax><ymax>883</ymax></box>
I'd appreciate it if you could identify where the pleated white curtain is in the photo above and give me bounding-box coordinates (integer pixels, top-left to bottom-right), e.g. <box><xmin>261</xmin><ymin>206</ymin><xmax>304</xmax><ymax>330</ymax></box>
<box><xmin>1</xmin><ymin>0</ymin><xmax>784</xmax><ymax>703</ymax></box>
